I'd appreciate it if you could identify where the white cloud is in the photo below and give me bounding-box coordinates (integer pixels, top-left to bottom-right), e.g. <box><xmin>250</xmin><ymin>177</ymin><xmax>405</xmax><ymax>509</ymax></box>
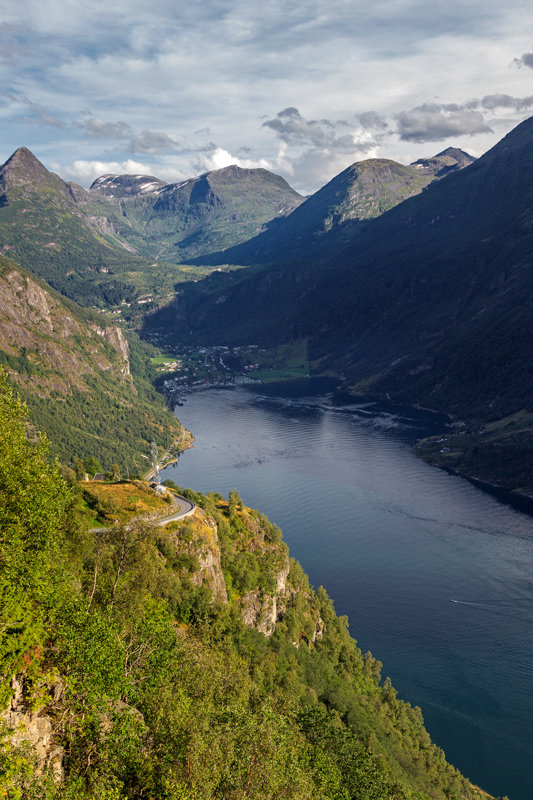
<box><xmin>191</xmin><ymin>146</ymin><xmax>274</xmax><ymax>174</ymax></box>
<box><xmin>289</xmin><ymin>143</ymin><xmax>380</xmax><ymax>194</ymax></box>
<box><xmin>259</xmin><ymin>108</ymin><xmax>382</xmax><ymax>191</ymax></box>
<box><xmin>56</xmin><ymin>158</ymin><xmax>157</xmax><ymax>184</ymax></box>
<box><xmin>128</xmin><ymin>130</ymin><xmax>185</xmax><ymax>154</ymax></box>
<box><xmin>1</xmin><ymin>1</ymin><xmax>533</xmax><ymax>192</ymax></box>
<box><xmin>54</xmin><ymin>156</ymin><xmax>200</xmax><ymax>187</ymax></box>
<box><xmin>75</xmin><ymin>117</ymin><xmax>132</xmax><ymax>139</ymax></box>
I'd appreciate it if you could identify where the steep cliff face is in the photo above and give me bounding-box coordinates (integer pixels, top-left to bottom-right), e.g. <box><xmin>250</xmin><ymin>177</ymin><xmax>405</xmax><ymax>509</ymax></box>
<box><xmin>181</xmin><ymin>495</ymin><xmax>327</xmax><ymax>642</ymax></box>
<box><xmin>90</xmin><ymin>323</ymin><xmax>132</xmax><ymax>380</ymax></box>
<box><xmin>1</xmin><ymin>269</ymin><xmax>72</xmax><ymax>347</ymax></box>
<box><xmin>225</xmin><ymin>505</ymin><xmax>293</xmax><ymax>636</ymax></box>
<box><xmin>160</xmin><ymin>492</ymin><xmax>327</xmax><ymax>640</ymax></box>
<box><xmin>184</xmin><ymin>509</ymin><xmax>228</xmax><ymax>605</ymax></box>
<box><xmin>0</xmin><ymin>255</ymin><xmax>182</xmax><ymax>470</ymax></box>
<box><xmin>240</xmin><ymin>560</ymin><xmax>290</xmax><ymax>636</ymax></box>
<box><xmin>0</xmin><ymin>261</ymin><xmax>133</xmax><ymax>394</ymax></box>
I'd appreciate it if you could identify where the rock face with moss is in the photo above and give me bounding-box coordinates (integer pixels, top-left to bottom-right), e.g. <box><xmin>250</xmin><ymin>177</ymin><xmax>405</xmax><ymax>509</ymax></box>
<box><xmin>165</xmin><ymin>508</ymin><xmax>229</xmax><ymax>605</ymax></box>
<box><xmin>1</xmin><ymin>675</ymin><xmax>65</xmax><ymax>783</ymax></box>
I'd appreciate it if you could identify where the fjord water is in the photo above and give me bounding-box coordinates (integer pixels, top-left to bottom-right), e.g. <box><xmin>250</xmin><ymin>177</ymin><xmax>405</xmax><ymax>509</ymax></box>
<box><xmin>165</xmin><ymin>379</ymin><xmax>533</xmax><ymax>800</ymax></box>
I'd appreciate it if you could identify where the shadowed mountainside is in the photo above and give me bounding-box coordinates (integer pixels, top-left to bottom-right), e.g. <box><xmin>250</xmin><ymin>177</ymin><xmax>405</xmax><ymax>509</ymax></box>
<box><xmin>143</xmin><ymin>117</ymin><xmax>533</xmax><ymax>491</ymax></box>
<box><xmin>192</xmin><ymin>147</ymin><xmax>474</xmax><ymax>266</ymax></box>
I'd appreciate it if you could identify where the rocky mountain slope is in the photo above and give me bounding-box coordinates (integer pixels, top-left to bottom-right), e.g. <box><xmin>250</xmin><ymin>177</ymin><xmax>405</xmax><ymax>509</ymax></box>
<box><xmin>0</xmin><ymin>255</ymin><xmax>183</xmax><ymax>470</ymax></box>
<box><xmin>89</xmin><ymin>164</ymin><xmax>305</xmax><ymax>262</ymax></box>
<box><xmin>410</xmin><ymin>146</ymin><xmax>475</xmax><ymax>177</ymax></box>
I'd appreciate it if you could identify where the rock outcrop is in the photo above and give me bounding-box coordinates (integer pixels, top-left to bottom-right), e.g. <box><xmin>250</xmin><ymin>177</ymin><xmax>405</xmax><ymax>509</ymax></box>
<box><xmin>190</xmin><ymin>510</ymin><xmax>228</xmax><ymax>605</ymax></box>
<box><xmin>240</xmin><ymin>559</ymin><xmax>290</xmax><ymax>636</ymax></box>
<box><xmin>91</xmin><ymin>323</ymin><xmax>132</xmax><ymax>380</ymax></box>
<box><xmin>166</xmin><ymin>509</ymin><xmax>228</xmax><ymax>606</ymax></box>
<box><xmin>1</xmin><ymin>675</ymin><xmax>64</xmax><ymax>783</ymax></box>
<box><xmin>0</xmin><ymin>264</ymin><xmax>134</xmax><ymax>392</ymax></box>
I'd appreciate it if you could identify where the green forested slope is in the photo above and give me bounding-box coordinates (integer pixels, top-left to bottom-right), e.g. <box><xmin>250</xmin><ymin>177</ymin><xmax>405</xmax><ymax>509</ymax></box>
<box><xmin>90</xmin><ymin>165</ymin><xmax>304</xmax><ymax>263</ymax></box>
<box><xmin>0</xmin><ymin>377</ymin><xmax>497</xmax><ymax>799</ymax></box>
<box><xmin>0</xmin><ymin>147</ymin><xmax>153</xmax><ymax>307</ymax></box>
<box><xmin>0</xmin><ymin>256</ymin><xmax>183</xmax><ymax>472</ymax></box>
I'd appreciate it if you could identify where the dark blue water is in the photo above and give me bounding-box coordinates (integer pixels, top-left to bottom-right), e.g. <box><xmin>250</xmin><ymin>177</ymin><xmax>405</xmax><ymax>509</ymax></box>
<box><xmin>165</xmin><ymin>379</ymin><xmax>533</xmax><ymax>800</ymax></box>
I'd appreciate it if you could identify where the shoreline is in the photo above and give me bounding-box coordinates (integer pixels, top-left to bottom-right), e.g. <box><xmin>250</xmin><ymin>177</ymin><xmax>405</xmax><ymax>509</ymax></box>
<box><xmin>416</xmin><ymin>454</ymin><xmax>533</xmax><ymax>515</ymax></box>
<box><xmin>166</xmin><ymin>373</ymin><xmax>533</xmax><ymax>517</ymax></box>
<box><xmin>337</xmin><ymin>384</ymin><xmax>533</xmax><ymax>513</ymax></box>
<box><xmin>142</xmin><ymin>428</ymin><xmax>195</xmax><ymax>482</ymax></box>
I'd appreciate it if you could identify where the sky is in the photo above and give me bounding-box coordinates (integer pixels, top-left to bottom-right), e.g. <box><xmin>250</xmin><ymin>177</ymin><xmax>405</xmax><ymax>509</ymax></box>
<box><xmin>0</xmin><ymin>0</ymin><xmax>532</xmax><ymax>194</ymax></box>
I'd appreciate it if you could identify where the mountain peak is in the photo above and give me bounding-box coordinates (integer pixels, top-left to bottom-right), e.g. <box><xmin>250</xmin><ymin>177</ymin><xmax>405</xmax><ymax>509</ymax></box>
<box><xmin>342</xmin><ymin>158</ymin><xmax>418</xmax><ymax>180</ymax></box>
<box><xmin>2</xmin><ymin>146</ymin><xmax>51</xmax><ymax>178</ymax></box>
<box><xmin>202</xmin><ymin>164</ymin><xmax>247</xmax><ymax>178</ymax></box>
<box><xmin>90</xmin><ymin>173</ymin><xmax>167</xmax><ymax>198</ymax></box>
<box><xmin>435</xmin><ymin>146</ymin><xmax>474</xmax><ymax>160</ymax></box>
<box><xmin>202</xmin><ymin>164</ymin><xmax>303</xmax><ymax>196</ymax></box>
<box><xmin>10</xmin><ymin>145</ymin><xmax>34</xmax><ymax>160</ymax></box>
<box><xmin>0</xmin><ymin>147</ymin><xmax>65</xmax><ymax>205</ymax></box>
<box><xmin>410</xmin><ymin>147</ymin><xmax>475</xmax><ymax>178</ymax></box>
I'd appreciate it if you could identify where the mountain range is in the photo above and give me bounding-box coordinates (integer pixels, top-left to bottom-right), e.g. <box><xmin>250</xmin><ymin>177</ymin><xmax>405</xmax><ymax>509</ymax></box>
<box><xmin>0</xmin><ymin>143</ymin><xmax>474</xmax><ymax>312</ymax></box>
<box><xmin>193</xmin><ymin>147</ymin><xmax>474</xmax><ymax>266</ymax></box>
<box><xmin>90</xmin><ymin>164</ymin><xmax>304</xmax><ymax>262</ymax></box>
<box><xmin>0</xmin><ymin>149</ymin><xmax>303</xmax><ymax>312</ymax></box>
<box><xmin>1</xmin><ymin>103</ymin><xmax>531</xmax><ymax>800</ymax></box>
<box><xmin>143</xmin><ymin>117</ymin><xmax>533</xmax><ymax>494</ymax></box>
<box><xmin>1</xmin><ymin>121</ymin><xmax>532</xmax><ymax>492</ymax></box>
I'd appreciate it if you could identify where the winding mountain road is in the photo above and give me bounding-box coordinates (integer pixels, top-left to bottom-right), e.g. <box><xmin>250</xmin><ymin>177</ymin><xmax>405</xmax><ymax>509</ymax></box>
<box><xmin>90</xmin><ymin>491</ymin><xmax>196</xmax><ymax>533</ymax></box>
<box><xmin>153</xmin><ymin>493</ymin><xmax>195</xmax><ymax>525</ymax></box>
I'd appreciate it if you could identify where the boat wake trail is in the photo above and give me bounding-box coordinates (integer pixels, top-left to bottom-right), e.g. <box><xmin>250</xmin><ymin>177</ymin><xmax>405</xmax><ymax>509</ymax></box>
<box><xmin>451</xmin><ymin>599</ymin><xmax>498</xmax><ymax>607</ymax></box>
<box><xmin>450</xmin><ymin>598</ymin><xmax>533</xmax><ymax>623</ymax></box>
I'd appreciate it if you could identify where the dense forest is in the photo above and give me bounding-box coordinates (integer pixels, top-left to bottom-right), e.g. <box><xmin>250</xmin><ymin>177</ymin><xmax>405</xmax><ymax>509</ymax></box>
<box><xmin>0</xmin><ymin>371</ymin><xmax>500</xmax><ymax>799</ymax></box>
